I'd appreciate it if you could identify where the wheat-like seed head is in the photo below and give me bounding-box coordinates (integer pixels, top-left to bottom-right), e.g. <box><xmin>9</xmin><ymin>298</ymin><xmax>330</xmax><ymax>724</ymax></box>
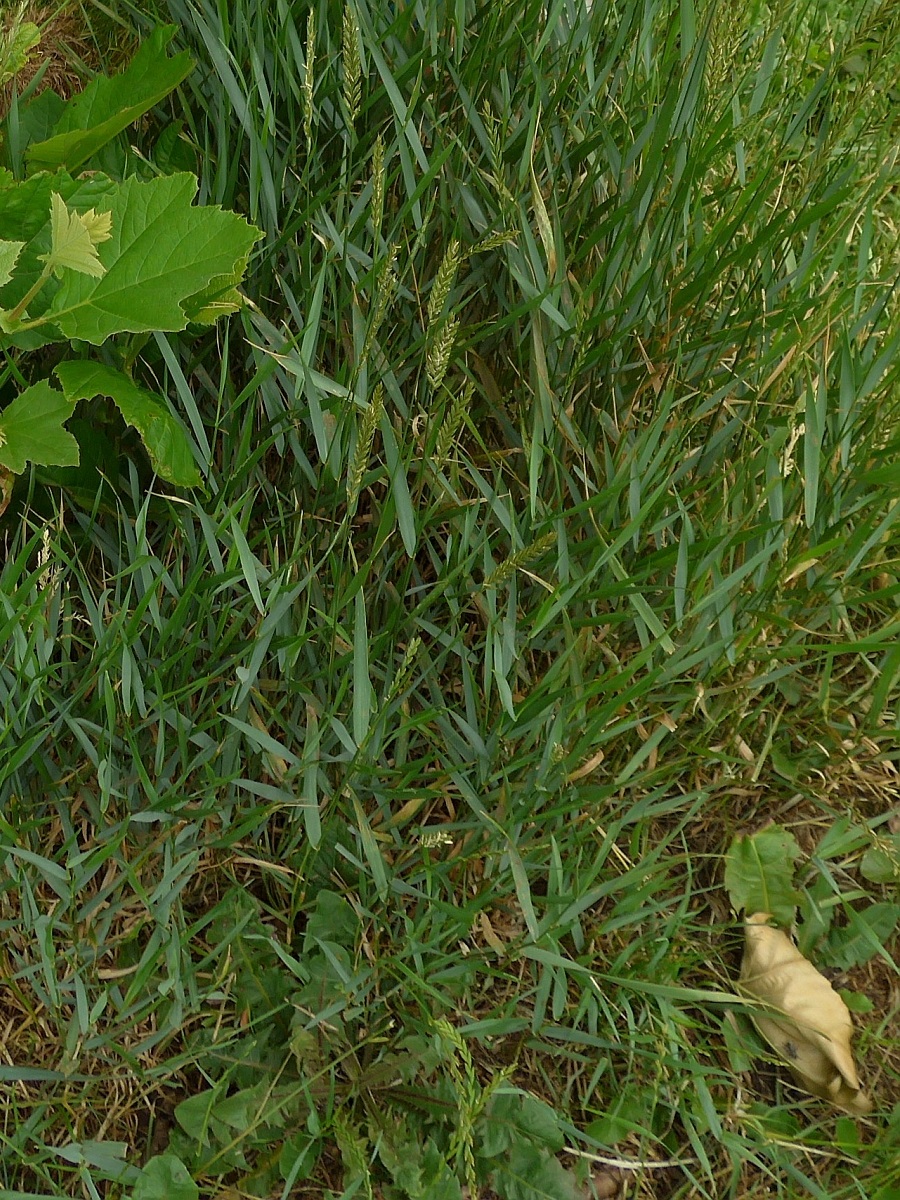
<box><xmin>370</xmin><ymin>134</ymin><xmax>385</xmax><ymax>242</ymax></box>
<box><xmin>346</xmin><ymin>383</ymin><xmax>384</xmax><ymax>512</ymax></box>
<box><xmin>433</xmin><ymin>378</ymin><xmax>473</xmax><ymax>464</ymax></box>
<box><xmin>303</xmin><ymin>10</ymin><xmax>316</xmax><ymax>146</ymax></box>
<box><xmin>426</xmin><ymin>238</ymin><xmax>461</xmax><ymax>331</ymax></box>
<box><xmin>342</xmin><ymin>3</ymin><xmax>362</xmax><ymax>128</ymax></box>
<box><xmin>485</xmin><ymin>530</ymin><xmax>557</xmax><ymax>588</ymax></box>
<box><xmin>426</xmin><ymin>315</ymin><xmax>459</xmax><ymax>391</ymax></box>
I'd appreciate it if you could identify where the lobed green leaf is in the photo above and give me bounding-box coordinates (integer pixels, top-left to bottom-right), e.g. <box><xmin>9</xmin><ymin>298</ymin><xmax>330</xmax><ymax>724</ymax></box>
<box><xmin>44</xmin><ymin>173</ymin><xmax>262</xmax><ymax>344</ymax></box>
<box><xmin>55</xmin><ymin>360</ymin><xmax>201</xmax><ymax>487</ymax></box>
<box><xmin>0</xmin><ymin>381</ymin><xmax>78</xmax><ymax>473</ymax></box>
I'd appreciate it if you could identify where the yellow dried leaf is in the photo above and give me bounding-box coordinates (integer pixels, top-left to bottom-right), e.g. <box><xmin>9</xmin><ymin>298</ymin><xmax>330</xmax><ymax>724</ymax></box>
<box><xmin>479</xmin><ymin>911</ymin><xmax>506</xmax><ymax>954</ymax></box>
<box><xmin>740</xmin><ymin>913</ymin><xmax>872</xmax><ymax>1113</ymax></box>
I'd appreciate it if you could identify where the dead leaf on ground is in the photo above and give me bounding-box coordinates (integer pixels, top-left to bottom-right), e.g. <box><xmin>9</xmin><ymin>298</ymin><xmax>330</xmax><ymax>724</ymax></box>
<box><xmin>739</xmin><ymin>912</ymin><xmax>873</xmax><ymax>1113</ymax></box>
<box><xmin>590</xmin><ymin>1169</ymin><xmax>622</xmax><ymax>1198</ymax></box>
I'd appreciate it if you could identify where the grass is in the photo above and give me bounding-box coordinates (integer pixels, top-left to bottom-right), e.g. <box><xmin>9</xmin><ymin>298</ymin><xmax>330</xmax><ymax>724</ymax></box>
<box><xmin>1</xmin><ymin>0</ymin><xmax>900</xmax><ymax>1196</ymax></box>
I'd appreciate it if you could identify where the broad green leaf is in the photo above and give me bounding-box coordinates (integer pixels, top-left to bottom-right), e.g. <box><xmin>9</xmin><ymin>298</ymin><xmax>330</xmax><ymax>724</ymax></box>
<box><xmin>304</xmin><ymin>889</ymin><xmax>360</xmax><ymax>949</ymax></box>
<box><xmin>479</xmin><ymin>1093</ymin><xmax>564</xmax><ymax>1159</ymax></box>
<box><xmin>512</xmin><ymin>1096</ymin><xmax>565</xmax><ymax>1151</ymax></box>
<box><xmin>373</xmin><ymin>1116</ymin><xmax>426</xmax><ymax>1196</ymax></box>
<box><xmin>44</xmin><ymin>173</ymin><xmax>262</xmax><ymax>344</ymax></box>
<box><xmin>825</xmin><ymin>902</ymin><xmax>900</xmax><ymax>970</ymax></box>
<box><xmin>39</xmin><ymin>192</ymin><xmax>111</xmax><ymax>278</ymax></box>
<box><xmin>131</xmin><ymin>1154</ymin><xmax>198</xmax><ymax>1200</ymax></box>
<box><xmin>55</xmin><ymin>360</ymin><xmax>201</xmax><ymax>487</ymax></box>
<box><xmin>213</xmin><ymin>1082</ymin><xmax>276</xmax><ymax>1133</ymax></box>
<box><xmin>860</xmin><ymin>834</ymin><xmax>900</xmax><ymax>884</ymax></box>
<box><xmin>724</xmin><ymin>826</ymin><xmax>801</xmax><ymax>926</ymax></box>
<box><xmin>14</xmin><ymin>88</ymin><xmax>67</xmax><ymax>156</ymax></box>
<box><xmin>174</xmin><ymin>1087</ymin><xmax>228</xmax><ymax>1147</ymax></box>
<box><xmin>278</xmin><ymin>1133</ymin><xmax>319</xmax><ymax>1184</ymax></box>
<box><xmin>0</xmin><ymin>240</ymin><xmax>24</xmax><ymax>287</ymax></box>
<box><xmin>490</xmin><ymin>1143</ymin><xmax>577</xmax><ymax>1200</ymax></box>
<box><xmin>0</xmin><ymin>381</ymin><xmax>78</xmax><ymax>473</ymax></box>
<box><xmin>25</xmin><ymin>26</ymin><xmax>193</xmax><ymax>173</ymax></box>
<box><xmin>420</xmin><ymin>1142</ymin><xmax>462</xmax><ymax>1200</ymax></box>
<box><xmin>55</xmin><ymin>1139</ymin><xmax>137</xmax><ymax>1181</ymax></box>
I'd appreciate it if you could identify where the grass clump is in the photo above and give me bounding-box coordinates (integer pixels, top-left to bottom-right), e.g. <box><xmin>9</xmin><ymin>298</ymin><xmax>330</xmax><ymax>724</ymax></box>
<box><xmin>1</xmin><ymin>0</ymin><xmax>900</xmax><ymax>1196</ymax></box>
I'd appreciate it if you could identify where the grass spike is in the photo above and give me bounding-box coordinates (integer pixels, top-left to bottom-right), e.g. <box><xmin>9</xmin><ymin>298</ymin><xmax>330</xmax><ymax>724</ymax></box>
<box><xmin>346</xmin><ymin>383</ymin><xmax>384</xmax><ymax>514</ymax></box>
<box><xmin>359</xmin><ymin>244</ymin><xmax>398</xmax><ymax>366</ymax></box>
<box><xmin>425</xmin><ymin>314</ymin><xmax>459</xmax><ymax>392</ymax></box>
<box><xmin>471</xmin><ymin>228</ymin><xmax>519</xmax><ymax>254</ymax></box>
<box><xmin>435</xmin><ymin>1019</ymin><xmax>480</xmax><ymax>1198</ymax></box>
<box><xmin>433</xmin><ymin>378</ymin><xmax>474</xmax><ymax>464</ymax></box>
<box><xmin>426</xmin><ymin>238</ymin><xmax>462</xmax><ymax>331</ymax></box>
<box><xmin>303</xmin><ymin>8</ymin><xmax>315</xmax><ymax>147</ymax></box>
<box><xmin>385</xmin><ymin>634</ymin><xmax>421</xmax><ymax>705</ymax></box>
<box><xmin>370</xmin><ymin>133</ymin><xmax>385</xmax><ymax>244</ymax></box>
<box><xmin>485</xmin><ymin>531</ymin><xmax>557</xmax><ymax>589</ymax></box>
<box><xmin>342</xmin><ymin>1</ymin><xmax>362</xmax><ymax>129</ymax></box>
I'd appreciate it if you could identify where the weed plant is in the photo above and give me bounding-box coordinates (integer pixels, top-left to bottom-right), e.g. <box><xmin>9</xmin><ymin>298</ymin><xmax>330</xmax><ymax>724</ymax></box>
<box><xmin>1</xmin><ymin>0</ymin><xmax>900</xmax><ymax>1197</ymax></box>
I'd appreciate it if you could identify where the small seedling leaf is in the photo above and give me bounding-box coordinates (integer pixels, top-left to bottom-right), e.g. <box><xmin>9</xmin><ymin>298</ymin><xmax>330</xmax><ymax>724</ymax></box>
<box><xmin>131</xmin><ymin>1154</ymin><xmax>198</xmax><ymax>1200</ymax></box>
<box><xmin>0</xmin><ymin>381</ymin><xmax>78</xmax><ymax>473</ymax></box>
<box><xmin>0</xmin><ymin>240</ymin><xmax>25</xmax><ymax>287</ymax></box>
<box><xmin>739</xmin><ymin>913</ymin><xmax>872</xmax><ymax>1113</ymax></box>
<box><xmin>724</xmin><ymin>825</ymin><xmax>801</xmax><ymax>925</ymax></box>
<box><xmin>39</xmin><ymin>192</ymin><xmax>110</xmax><ymax>278</ymax></box>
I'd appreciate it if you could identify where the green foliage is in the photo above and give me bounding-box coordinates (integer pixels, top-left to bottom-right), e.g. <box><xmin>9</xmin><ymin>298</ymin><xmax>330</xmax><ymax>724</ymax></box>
<box><xmin>825</xmin><ymin>901</ymin><xmax>900</xmax><ymax>970</ymax></box>
<box><xmin>2</xmin><ymin>0</ymin><xmax>900</xmax><ymax>1196</ymax></box>
<box><xmin>861</xmin><ymin>834</ymin><xmax>900</xmax><ymax>884</ymax></box>
<box><xmin>478</xmin><ymin>1093</ymin><xmax>577</xmax><ymax>1200</ymax></box>
<box><xmin>24</xmin><ymin>26</ymin><xmax>193</xmax><ymax>173</ymax></box>
<box><xmin>0</xmin><ymin>237</ymin><xmax>24</xmax><ymax>284</ymax></box>
<box><xmin>0</xmin><ymin>12</ymin><xmax>39</xmax><ymax>90</ymax></box>
<box><xmin>130</xmin><ymin>1154</ymin><xmax>198</xmax><ymax>1200</ymax></box>
<box><xmin>55</xmin><ymin>360</ymin><xmax>201</xmax><ymax>487</ymax></box>
<box><xmin>0</xmin><ymin>23</ymin><xmax>259</xmax><ymax>489</ymax></box>
<box><xmin>38</xmin><ymin>189</ymin><xmax>111</xmax><ymax>278</ymax></box>
<box><xmin>724</xmin><ymin>826</ymin><xmax>803</xmax><ymax>926</ymax></box>
<box><xmin>153</xmin><ymin>884</ymin><xmax>583</xmax><ymax>1197</ymax></box>
<box><xmin>0</xmin><ymin>380</ymin><xmax>78</xmax><ymax>472</ymax></box>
